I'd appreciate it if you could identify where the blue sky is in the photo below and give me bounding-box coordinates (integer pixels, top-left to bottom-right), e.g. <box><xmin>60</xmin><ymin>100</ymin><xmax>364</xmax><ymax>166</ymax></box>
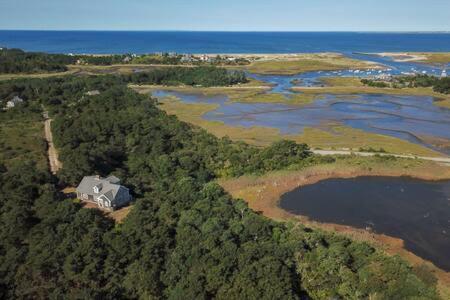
<box><xmin>1</xmin><ymin>0</ymin><xmax>449</xmax><ymax>31</ymax></box>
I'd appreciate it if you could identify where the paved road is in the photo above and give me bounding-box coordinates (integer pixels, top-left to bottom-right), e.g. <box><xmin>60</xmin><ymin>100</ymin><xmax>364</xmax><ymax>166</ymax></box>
<box><xmin>312</xmin><ymin>149</ymin><xmax>450</xmax><ymax>164</ymax></box>
<box><xmin>43</xmin><ymin>111</ymin><xmax>62</xmax><ymax>174</ymax></box>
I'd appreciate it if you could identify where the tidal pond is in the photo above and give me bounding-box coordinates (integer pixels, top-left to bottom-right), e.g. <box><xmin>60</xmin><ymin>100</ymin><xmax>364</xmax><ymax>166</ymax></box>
<box><xmin>279</xmin><ymin>176</ymin><xmax>450</xmax><ymax>271</ymax></box>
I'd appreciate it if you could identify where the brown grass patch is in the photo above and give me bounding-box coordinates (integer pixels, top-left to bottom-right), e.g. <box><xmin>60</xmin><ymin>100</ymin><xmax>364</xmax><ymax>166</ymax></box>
<box><xmin>81</xmin><ymin>201</ymin><xmax>132</xmax><ymax>223</ymax></box>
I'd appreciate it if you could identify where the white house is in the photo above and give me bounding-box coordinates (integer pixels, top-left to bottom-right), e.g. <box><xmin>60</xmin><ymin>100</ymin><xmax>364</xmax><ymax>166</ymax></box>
<box><xmin>76</xmin><ymin>175</ymin><xmax>132</xmax><ymax>210</ymax></box>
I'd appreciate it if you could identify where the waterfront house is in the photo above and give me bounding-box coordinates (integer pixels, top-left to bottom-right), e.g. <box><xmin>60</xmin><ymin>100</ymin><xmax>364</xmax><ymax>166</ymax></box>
<box><xmin>76</xmin><ymin>175</ymin><xmax>132</xmax><ymax>210</ymax></box>
<box><xmin>5</xmin><ymin>96</ymin><xmax>24</xmax><ymax>109</ymax></box>
<box><xmin>199</xmin><ymin>54</ymin><xmax>210</xmax><ymax>62</ymax></box>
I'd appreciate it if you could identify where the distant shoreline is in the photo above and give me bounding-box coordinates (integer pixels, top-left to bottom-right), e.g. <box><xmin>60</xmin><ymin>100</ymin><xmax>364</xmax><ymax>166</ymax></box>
<box><xmin>2</xmin><ymin>31</ymin><xmax>450</xmax><ymax>55</ymax></box>
<box><xmin>1</xmin><ymin>29</ymin><xmax>450</xmax><ymax>33</ymax></box>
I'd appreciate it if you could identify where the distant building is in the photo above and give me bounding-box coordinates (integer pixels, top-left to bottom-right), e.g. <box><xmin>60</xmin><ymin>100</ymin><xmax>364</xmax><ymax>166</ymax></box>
<box><xmin>442</xmin><ymin>69</ymin><xmax>447</xmax><ymax>78</ymax></box>
<box><xmin>374</xmin><ymin>74</ymin><xmax>393</xmax><ymax>81</ymax></box>
<box><xmin>199</xmin><ymin>54</ymin><xmax>209</xmax><ymax>62</ymax></box>
<box><xmin>5</xmin><ymin>96</ymin><xmax>24</xmax><ymax>109</ymax></box>
<box><xmin>181</xmin><ymin>54</ymin><xmax>194</xmax><ymax>63</ymax></box>
<box><xmin>76</xmin><ymin>175</ymin><xmax>132</xmax><ymax>210</ymax></box>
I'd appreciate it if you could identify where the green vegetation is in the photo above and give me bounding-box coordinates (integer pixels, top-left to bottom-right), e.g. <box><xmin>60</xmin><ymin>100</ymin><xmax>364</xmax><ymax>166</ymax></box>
<box><xmin>0</xmin><ymin>103</ymin><xmax>47</xmax><ymax>170</ymax></box>
<box><xmin>358</xmin><ymin>146</ymin><xmax>387</xmax><ymax>153</ymax></box>
<box><xmin>0</xmin><ymin>48</ymin><xmax>252</xmax><ymax>78</ymax></box>
<box><xmin>127</xmin><ymin>66</ymin><xmax>248</xmax><ymax>87</ymax></box>
<box><xmin>361</xmin><ymin>74</ymin><xmax>450</xmax><ymax>94</ymax></box>
<box><xmin>76</xmin><ymin>54</ymin><xmax>133</xmax><ymax>65</ymax></box>
<box><xmin>360</xmin><ymin>79</ymin><xmax>390</xmax><ymax>88</ymax></box>
<box><xmin>0</xmin><ymin>74</ymin><xmax>442</xmax><ymax>299</ymax></box>
<box><xmin>0</xmin><ymin>48</ymin><xmax>74</xmax><ymax>73</ymax></box>
<box><xmin>294</xmin><ymin>77</ymin><xmax>450</xmax><ymax>109</ymax></box>
<box><xmin>78</xmin><ymin>53</ymin><xmax>250</xmax><ymax>66</ymax></box>
<box><xmin>320</xmin><ymin>76</ymin><xmax>364</xmax><ymax>87</ymax></box>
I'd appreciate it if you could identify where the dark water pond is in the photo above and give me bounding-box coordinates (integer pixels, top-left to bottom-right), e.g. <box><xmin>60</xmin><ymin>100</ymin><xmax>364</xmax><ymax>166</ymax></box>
<box><xmin>279</xmin><ymin>176</ymin><xmax>450</xmax><ymax>271</ymax></box>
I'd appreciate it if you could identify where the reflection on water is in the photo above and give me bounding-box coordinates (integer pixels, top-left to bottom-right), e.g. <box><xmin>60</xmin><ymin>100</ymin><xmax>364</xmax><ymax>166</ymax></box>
<box><xmin>279</xmin><ymin>176</ymin><xmax>450</xmax><ymax>271</ymax></box>
<box><xmin>152</xmin><ymin>54</ymin><xmax>450</xmax><ymax>154</ymax></box>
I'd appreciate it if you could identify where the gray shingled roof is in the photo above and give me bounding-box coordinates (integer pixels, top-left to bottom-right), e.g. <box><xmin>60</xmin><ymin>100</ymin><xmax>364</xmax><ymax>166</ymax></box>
<box><xmin>105</xmin><ymin>175</ymin><xmax>121</xmax><ymax>184</ymax></box>
<box><xmin>76</xmin><ymin>175</ymin><xmax>124</xmax><ymax>201</ymax></box>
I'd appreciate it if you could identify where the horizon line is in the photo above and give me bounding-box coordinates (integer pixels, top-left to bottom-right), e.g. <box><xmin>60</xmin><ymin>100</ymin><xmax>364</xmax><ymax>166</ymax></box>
<box><xmin>1</xmin><ymin>29</ymin><xmax>450</xmax><ymax>34</ymax></box>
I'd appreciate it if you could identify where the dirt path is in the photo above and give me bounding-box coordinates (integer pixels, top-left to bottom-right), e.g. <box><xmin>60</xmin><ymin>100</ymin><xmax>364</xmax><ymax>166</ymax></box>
<box><xmin>43</xmin><ymin>111</ymin><xmax>62</xmax><ymax>174</ymax></box>
<box><xmin>312</xmin><ymin>149</ymin><xmax>450</xmax><ymax>164</ymax></box>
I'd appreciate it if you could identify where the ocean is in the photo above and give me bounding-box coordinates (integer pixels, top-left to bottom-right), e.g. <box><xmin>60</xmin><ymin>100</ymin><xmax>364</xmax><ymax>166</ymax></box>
<box><xmin>0</xmin><ymin>31</ymin><xmax>449</xmax><ymax>54</ymax></box>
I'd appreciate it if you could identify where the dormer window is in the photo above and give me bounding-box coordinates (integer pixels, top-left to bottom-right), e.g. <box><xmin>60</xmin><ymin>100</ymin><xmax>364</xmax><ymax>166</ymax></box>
<box><xmin>93</xmin><ymin>183</ymin><xmax>102</xmax><ymax>193</ymax></box>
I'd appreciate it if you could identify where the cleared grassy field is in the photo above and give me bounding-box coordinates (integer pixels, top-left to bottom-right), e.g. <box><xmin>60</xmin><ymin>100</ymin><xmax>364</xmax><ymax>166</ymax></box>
<box><xmin>0</xmin><ymin>110</ymin><xmax>48</xmax><ymax>170</ymax></box>
<box><xmin>245</xmin><ymin>53</ymin><xmax>379</xmax><ymax>75</ymax></box>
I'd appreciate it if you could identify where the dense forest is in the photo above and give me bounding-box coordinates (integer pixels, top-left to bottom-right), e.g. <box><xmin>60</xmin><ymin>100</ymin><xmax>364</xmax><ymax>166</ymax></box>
<box><xmin>75</xmin><ymin>53</ymin><xmax>180</xmax><ymax>65</ymax></box>
<box><xmin>0</xmin><ymin>47</ymin><xmax>247</xmax><ymax>86</ymax></box>
<box><xmin>0</xmin><ymin>48</ymin><xmax>74</xmax><ymax>73</ymax></box>
<box><xmin>0</xmin><ymin>48</ymin><xmax>250</xmax><ymax>74</ymax></box>
<box><xmin>362</xmin><ymin>74</ymin><xmax>450</xmax><ymax>94</ymax></box>
<box><xmin>0</xmin><ymin>48</ymin><xmax>178</xmax><ymax>73</ymax></box>
<box><xmin>0</xmin><ymin>74</ymin><xmax>441</xmax><ymax>299</ymax></box>
<box><xmin>126</xmin><ymin>67</ymin><xmax>248</xmax><ymax>87</ymax></box>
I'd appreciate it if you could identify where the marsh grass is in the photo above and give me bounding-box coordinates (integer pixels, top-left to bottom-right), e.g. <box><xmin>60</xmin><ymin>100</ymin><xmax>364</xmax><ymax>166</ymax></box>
<box><xmin>156</xmin><ymin>95</ymin><xmax>441</xmax><ymax>156</ymax></box>
<box><xmin>246</xmin><ymin>53</ymin><xmax>378</xmax><ymax>75</ymax></box>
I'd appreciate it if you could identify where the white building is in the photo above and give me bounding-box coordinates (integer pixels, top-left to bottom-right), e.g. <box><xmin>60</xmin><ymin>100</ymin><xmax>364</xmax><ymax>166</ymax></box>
<box><xmin>76</xmin><ymin>175</ymin><xmax>132</xmax><ymax>210</ymax></box>
<box><xmin>5</xmin><ymin>96</ymin><xmax>24</xmax><ymax>109</ymax></box>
